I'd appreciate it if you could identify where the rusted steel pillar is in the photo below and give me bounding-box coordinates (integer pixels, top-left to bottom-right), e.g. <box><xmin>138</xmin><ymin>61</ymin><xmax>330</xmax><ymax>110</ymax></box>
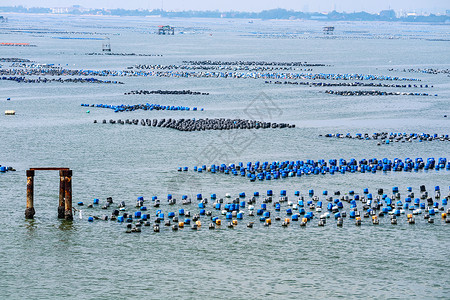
<box><xmin>25</xmin><ymin>169</ymin><xmax>35</xmax><ymax>219</ymax></box>
<box><xmin>58</xmin><ymin>170</ymin><xmax>65</xmax><ymax>218</ymax></box>
<box><xmin>64</xmin><ymin>170</ymin><xmax>73</xmax><ymax>220</ymax></box>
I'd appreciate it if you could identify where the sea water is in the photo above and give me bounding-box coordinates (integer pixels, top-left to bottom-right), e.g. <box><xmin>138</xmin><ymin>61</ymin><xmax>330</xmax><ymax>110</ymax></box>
<box><xmin>0</xmin><ymin>14</ymin><xmax>449</xmax><ymax>299</ymax></box>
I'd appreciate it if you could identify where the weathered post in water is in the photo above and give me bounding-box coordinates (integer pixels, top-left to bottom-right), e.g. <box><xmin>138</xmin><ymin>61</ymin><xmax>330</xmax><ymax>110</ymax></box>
<box><xmin>58</xmin><ymin>170</ymin><xmax>65</xmax><ymax>218</ymax></box>
<box><xmin>25</xmin><ymin>170</ymin><xmax>35</xmax><ymax>219</ymax></box>
<box><xmin>25</xmin><ymin>167</ymin><xmax>72</xmax><ymax>220</ymax></box>
<box><xmin>63</xmin><ymin>170</ymin><xmax>73</xmax><ymax>220</ymax></box>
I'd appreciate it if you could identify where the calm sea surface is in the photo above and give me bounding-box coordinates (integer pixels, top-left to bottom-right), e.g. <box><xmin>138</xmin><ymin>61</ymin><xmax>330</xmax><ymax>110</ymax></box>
<box><xmin>0</xmin><ymin>14</ymin><xmax>449</xmax><ymax>299</ymax></box>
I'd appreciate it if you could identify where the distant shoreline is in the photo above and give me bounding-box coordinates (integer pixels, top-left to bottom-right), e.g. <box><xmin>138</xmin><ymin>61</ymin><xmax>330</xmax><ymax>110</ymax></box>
<box><xmin>1</xmin><ymin>7</ymin><xmax>449</xmax><ymax>23</ymax></box>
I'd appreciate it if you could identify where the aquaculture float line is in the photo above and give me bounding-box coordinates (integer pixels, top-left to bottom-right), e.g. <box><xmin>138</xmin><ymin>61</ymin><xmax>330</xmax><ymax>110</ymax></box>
<box><xmin>94</xmin><ymin>118</ymin><xmax>295</xmax><ymax>130</ymax></box>
<box><xmin>0</xmin><ymin>58</ymin><xmax>32</xmax><ymax>63</ymax></box>
<box><xmin>185</xmin><ymin>157</ymin><xmax>449</xmax><ymax>181</ymax></box>
<box><xmin>265</xmin><ymin>80</ymin><xmax>432</xmax><ymax>88</ymax></box>
<box><xmin>125</xmin><ymin>90</ymin><xmax>209</xmax><ymax>95</ymax></box>
<box><xmin>0</xmin><ymin>68</ymin><xmax>421</xmax><ymax>81</ymax></box>
<box><xmin>321</xmin><ymin>132</ymin><xmax>450</xmax><ymax>143</ymax></box>
<box><xmin>1</xmin><ymin>76</ymin><xmax>123</xmax><ymax>84</ymax></box>
<box><xmin>388</xmin><ymin>68</ymin><xmax>450</xmax><ymax>75</ymax></box>
<box><xmin>86</xmin><ymin>52</ymin><xmax>162</xmax><ymax>56</ymax></box>
<box><xmin>83</xmin><ymin>103</ymin><xmax>203</xmax><ymax>112</ymax></box>
<box><xmin>325</xmin><ymin>90</ymin><xmax>435</xmax><ymax>96</ymax></box>
<box><xmin>133</xmin><ymin>64</ymin><xmax>296</xmax><ymax>71</ymax></box>
<box><xmin>0</xmin><ymin>43</ymin><xmax>36</xmax><ymax>47</ymax></box>
<box><xmin>0</xmin><ymin>165</ymin><xmax>15</xmax><ymax>172</ymax></box>
<box><xmin>182</xmin><ymin>60</ymin><xmax>327</xmax><ymax>67</ymax></box>
<box><xmin>52</xmin><ymin>37</ymin><xmax>104</xmax><ymax>40</ymax></box>
<box><xmin>80</xmin><ymin>185</ymin><xmax>450</xmax><ymax>232</ymax></box>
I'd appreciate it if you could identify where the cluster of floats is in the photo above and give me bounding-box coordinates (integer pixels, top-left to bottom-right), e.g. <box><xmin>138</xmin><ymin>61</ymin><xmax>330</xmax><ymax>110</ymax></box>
<box><xmin>388</xmin><ymin>68</ymin><xmax>450</xmax><ymax>75</ymax></box>
<box><xmin>324</xmin><ymin>90</ymin><xmax>435</xmax><ymax>96</ymax></box>
<box><xmin>181</xmin><ymin>60</ymin><xmax>326</xmax><ymax>67</ymax></box>
<box><xmin>321</xmin><ymin>132</ymin><xmax>450</xmax><ymax>144</ymax></box>
<box><xmin>79</xmin><ymin>186</ymin><xmax>450</xmax><ymax>232</ymax></box>
<box><xmin>0</xmin><ymin>164</ymin><xmax>15</xmax><ymax>172</ymax></box>
<box><xmin>86</xmin><ymin>52</ymin><xmax>162</xmax><ymax>57</ymax></box>
<box><xmin>125</xmin><ymin>90</ymin><xmax>209</xmax><ymax>95</ymax></box>
<box><xmin>132</xmin><ymin>64</ymin><xmax>297</xmax><ymax>72</ymax></box>
<box><xmin>0</xmin><ymin>58</ymin><xmax>32</xmax><ymax>63</ymax></box>
<box><xmin>0</xmin><ymin>66</ymin><xmax>422</xmax><ymax>82</ymax></box>
<box><xmin>265</xmin><ymin>80</ymin><xmax>432</xmax><ymax>88</ymax></box>
<box><xmin>94</xmin><ymin>118</ymin><xmax>294</xmax><ymax>130</ymax></box>
<box><xmin>83</xmin><ymin>103</ymin><xmax>203</xmax><ymax>112</ymax></box>
<box><xmin>0</xmin><ymin>43</ymin><xmax>36</xmax><ymax>47</ymax></box>
<box><xmin>183</xmin><ymin>157</ymin><xmax>450</xmax><ymax>181</ymax></box>
<box><xmin>1</xmin><ymin>76</ymin><xmax>122</xmax><ymax>84</ymax></box>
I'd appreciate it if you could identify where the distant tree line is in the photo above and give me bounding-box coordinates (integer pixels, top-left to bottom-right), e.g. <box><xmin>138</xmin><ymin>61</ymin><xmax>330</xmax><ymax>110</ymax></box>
<box><xmin>1</xmin><ymin>6</ymin><xmax>449</xmax><ymax>23</ymax></box>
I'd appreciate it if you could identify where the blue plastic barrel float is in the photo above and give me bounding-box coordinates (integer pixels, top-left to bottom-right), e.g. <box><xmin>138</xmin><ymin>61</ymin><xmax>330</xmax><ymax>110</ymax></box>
<box><xmin>187</xmin><ymin>156</ymin><xmax>449</xmax><ymax>182</ymax></box>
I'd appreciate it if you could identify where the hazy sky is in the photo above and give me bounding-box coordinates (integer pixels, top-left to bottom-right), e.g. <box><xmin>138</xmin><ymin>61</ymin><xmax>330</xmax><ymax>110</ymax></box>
<box><xmin>2</xmin><ymin>0</ymin><xmax>448</xmax><ymax>13</ymax></box>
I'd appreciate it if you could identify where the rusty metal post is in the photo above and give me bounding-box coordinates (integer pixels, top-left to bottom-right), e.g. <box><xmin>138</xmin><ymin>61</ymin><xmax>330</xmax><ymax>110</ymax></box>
<box><xmin>64</xmin><ymin>170</ymin><xmax>73</xmax><ymax>220</ymax></box>
<box><xmin>25</xmin><ymin>170</ymin><xmax>35</xmax><ymax>219</ymax></box>
<box><xmin>58</xmin><ymin>170</ymin><xmax>65</xmax><ymax>218</ymax></box>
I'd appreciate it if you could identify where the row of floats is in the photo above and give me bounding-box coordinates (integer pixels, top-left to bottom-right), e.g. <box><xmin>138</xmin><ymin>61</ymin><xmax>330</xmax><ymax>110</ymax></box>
<box><xmin>94</xmin><ymin>118</ymin><xmax>294</xmax><ymax>131</ymax></box>
<box><xmin>324</xmin><ymin>90</ymin><xmax>436</xmax><ymax>96</ymax></box>
<box><xmin>0</xmin><ymin>165</ymin><xmax>15</xmax><ymax>172</ymax></box>
<box><xmin>321</xmin><ymin>132</ymin><xmax>450</xmax><ymax>144</ymax></box>
<box><xmin>265</xmin><ymin>80</ymin><xmax>432</xmax><ymax>88</ymax></box>
<box><xmin>81</xmin><ymin>103</ymin><xmax>204</xmax><ymax>112</ymax></box>
<box><xmin>0</xmin><ymin>67</ymin><xmax>422</xmax><ymax>82</ymax></box>
<box><xmin>181</xmin><ymin>157</ymin><xmax>450</xmax><ymax>181</ymax></box>
<box><xmin>124</xmin><ymin>90</ymin><xmax>209</xmax><ymax>95</ymax></box>
<box><xmin>132</xmin><ymin>64</ymin><xmax>296</xmax><ymax>72</ymax></box>
<box><xmin>80</xmin><ymin>186</ymin><xmax>450</xmax><ymax>232</ymax></box>
<box><xmin>0</xmin><ymin>76</ymin><xmax>122</xmax><ymax>84</ymax></box>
